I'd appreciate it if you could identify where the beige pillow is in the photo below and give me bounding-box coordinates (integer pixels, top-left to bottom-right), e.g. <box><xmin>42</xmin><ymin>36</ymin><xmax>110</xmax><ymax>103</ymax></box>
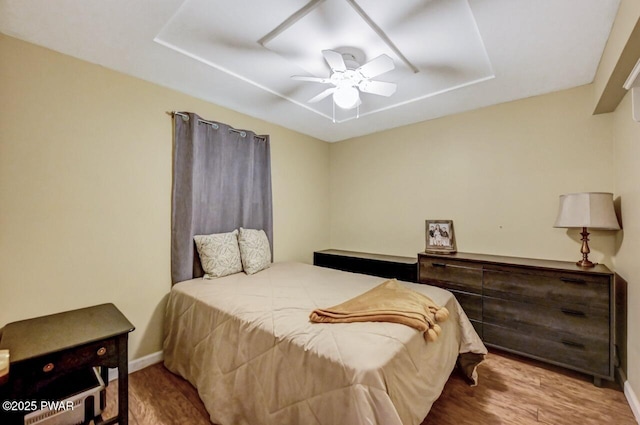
<box><xmin>194</xmin><ymin>230</ymin><xmax>243</xmax><ymax>279</ymax></box>
<box><xmin>238</xmin><ymin>228</ymin><xmax>271</xmax><ymax>275</ymax></box>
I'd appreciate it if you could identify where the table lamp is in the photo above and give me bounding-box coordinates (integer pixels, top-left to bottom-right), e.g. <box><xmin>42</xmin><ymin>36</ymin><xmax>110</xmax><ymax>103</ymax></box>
<box><xmin>554</xmin><ymin>192</ymin><xmax>620</xmax><ymax>268</ymax></box>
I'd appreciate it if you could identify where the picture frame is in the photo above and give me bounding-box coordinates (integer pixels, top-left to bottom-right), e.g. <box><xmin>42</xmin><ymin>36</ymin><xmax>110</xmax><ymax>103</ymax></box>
<box><xmin>425</xmin><ymin>220</ymin><xmax>457</xmax><ymax>254</ymax></box>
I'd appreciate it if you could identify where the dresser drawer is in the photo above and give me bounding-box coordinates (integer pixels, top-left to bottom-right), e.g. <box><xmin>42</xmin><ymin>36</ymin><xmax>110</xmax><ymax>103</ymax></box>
<box><xmin>419</xmin><ymin>258</ymin><xmax>482</xmax><ymax>294</ymax></box>
<box><xmin>449</xmin><ymin>289</ymin><xmax>482</xmax><ymax>322</ymax></box>
<box><xmin>483</xmin><ymin>323</ymin><xmax>610</xmax><ymax>377</ymax></box>
<box><xmin>470</xmin><ymin>320</ymin><xmax>482</xmax><ymax>338</ymax></box>
<box><xmin>483</xmin><ymin>268</ymin><xmax>610</xmax><ymax>310</ymax></box>
<box><xmin>483</xmin><ymin>297</ymin><xmax>609</xmax><ymax>345</ymax></box>
<box><xmin>10</xmin><ymin>338</ymin><xmax>118</xmax><ymax>396</ymax></box>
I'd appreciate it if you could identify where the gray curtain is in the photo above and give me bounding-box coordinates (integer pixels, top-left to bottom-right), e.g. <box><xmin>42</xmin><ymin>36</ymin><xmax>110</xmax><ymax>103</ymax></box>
<box><xmin>171</xmin><ymin>112</ymin><xmax>273</xmax><ymax>284</ymax></box>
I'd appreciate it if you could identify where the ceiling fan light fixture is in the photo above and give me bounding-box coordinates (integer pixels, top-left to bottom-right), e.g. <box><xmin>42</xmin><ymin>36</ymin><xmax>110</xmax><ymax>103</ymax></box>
<box><xmin>333</xmin><ymin>86</ymin><xmax>359</xmax><ymax>109</ymax></box>
<box><xmin>292</xmin><ymin>49</ymin><xmax>396</xmax><ymax>113</ymax></box>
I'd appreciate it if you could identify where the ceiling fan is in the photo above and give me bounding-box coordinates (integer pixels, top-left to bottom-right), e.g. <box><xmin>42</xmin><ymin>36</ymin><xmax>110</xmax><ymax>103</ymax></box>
<box><xmin>292</xmin><ymin>49</ymin><xmax>397</xmax><ymax>110</ymax></box>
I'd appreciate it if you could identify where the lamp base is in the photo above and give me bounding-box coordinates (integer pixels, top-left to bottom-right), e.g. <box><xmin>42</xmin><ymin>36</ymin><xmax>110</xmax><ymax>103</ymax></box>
<box><xmin>576</xmin><ymin>227</ymin><xmax>596</xmax><ymax>268</ymax></box>
<box><xmin>576</xmin><ymin>259</ymin><xmax>596</xmax><ymax>268</ymax></box>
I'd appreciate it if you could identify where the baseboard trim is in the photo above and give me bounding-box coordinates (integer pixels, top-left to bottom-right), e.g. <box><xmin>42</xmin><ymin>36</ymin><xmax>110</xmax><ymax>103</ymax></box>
<box><xmin>625</xmin><ymin>380</ymin><xmax>640</xmax><ymax>424</ymax></box>
<box><xmin>108</xmin><ymin>350</ymin><xmax>163</xmax><ymax>381</ymax></box>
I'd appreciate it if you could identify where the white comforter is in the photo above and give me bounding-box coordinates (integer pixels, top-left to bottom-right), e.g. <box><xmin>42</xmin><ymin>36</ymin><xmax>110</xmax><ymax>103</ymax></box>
<box><xmin>163</xmin><ymin>262</ymin><xmax>486</xmax><ymax>425</ymax></box>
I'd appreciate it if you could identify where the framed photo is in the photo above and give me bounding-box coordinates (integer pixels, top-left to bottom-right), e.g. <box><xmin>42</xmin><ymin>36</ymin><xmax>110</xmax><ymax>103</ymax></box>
<box><xmin>425</xmin><ymin>220</ymin><xmax>457</xmax><ymax>254</ymax></box>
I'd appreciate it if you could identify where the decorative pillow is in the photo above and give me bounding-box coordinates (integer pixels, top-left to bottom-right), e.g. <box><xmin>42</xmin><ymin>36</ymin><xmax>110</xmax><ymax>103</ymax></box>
<box><xmin>194</xmin><ymin>230</ymin><xmax>243</xmax><ymax>279</ymax></box>
<box><xmin>238</xmin><ymin>228</ymin><xmax>271</xmax><ymax>275</ymax></box>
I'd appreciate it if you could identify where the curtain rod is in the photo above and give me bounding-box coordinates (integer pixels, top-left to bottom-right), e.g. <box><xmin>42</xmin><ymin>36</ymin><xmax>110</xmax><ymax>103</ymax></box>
<box><xmin>166</xmin><ymin>111</ymin><xmax>266</xmax><ymax>140</ymax></box>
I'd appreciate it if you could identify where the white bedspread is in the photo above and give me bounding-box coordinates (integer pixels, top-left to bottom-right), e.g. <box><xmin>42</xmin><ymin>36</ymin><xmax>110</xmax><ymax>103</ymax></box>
<box><xmin>164</xmin><ymin>262</ymin><xmax>486</xmax><ymax>425</ymax></box>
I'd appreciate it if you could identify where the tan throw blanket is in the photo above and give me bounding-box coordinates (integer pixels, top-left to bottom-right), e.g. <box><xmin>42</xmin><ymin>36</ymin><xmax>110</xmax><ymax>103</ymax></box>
<box><xmin>310</xmin><ymin>279</ymin><xmax>450</xmax><ymax>341</ymax></box>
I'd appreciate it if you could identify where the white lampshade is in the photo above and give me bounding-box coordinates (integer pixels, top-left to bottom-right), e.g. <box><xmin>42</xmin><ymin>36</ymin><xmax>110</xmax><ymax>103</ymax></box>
<box><xmin>554</xmin><ymin>192</ymin><xmax>620</xmax><ymax>230</ymax></box>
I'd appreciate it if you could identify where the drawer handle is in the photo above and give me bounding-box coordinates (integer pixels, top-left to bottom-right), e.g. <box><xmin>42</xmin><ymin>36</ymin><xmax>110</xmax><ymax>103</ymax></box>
<box><xmin>560</xmin><ymin>308</ymin><xmax>586</xmax><ymax>317</ymax></box>
<box><xmin>42</xmin><ymin>363</ymin><xmax>55</xmax><ymax>373</ymax></box>
<box><xmin>561</xmin><ymin>339</ymin><xmax>585</xmax><ymax>349</ymax></box>
<box><xmin>432</xmin><ymin>262</ymin><xmax>447</xmax><ymax>268</ymax></box>
<box><xmin>97</xmin><ymin>347</ymin><xmax>107</xmax><ymax>356</ymax></box>
<box><xmin>560</xmin><ymin>277</ymin><xmax>586</xmax><ymax>284</ymax></box>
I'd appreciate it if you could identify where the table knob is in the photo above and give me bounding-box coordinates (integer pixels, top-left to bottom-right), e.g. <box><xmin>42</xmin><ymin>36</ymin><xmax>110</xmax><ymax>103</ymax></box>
<box><xmin>43</xmin><ymin>363</ymin><xmax>54</xmax><ymax>373</ymax></box>
<box><xmin>97</xmin><ymin>347</ymin><xmax>107</xmax><ymax>356</ymax></box>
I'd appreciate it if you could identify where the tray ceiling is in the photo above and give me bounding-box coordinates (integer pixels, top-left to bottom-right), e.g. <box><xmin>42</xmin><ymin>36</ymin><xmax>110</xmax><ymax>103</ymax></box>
<box><xmin>0</xmin><ymin>0</ymin><xmax>620</xmax><ymax>142</ymax></box>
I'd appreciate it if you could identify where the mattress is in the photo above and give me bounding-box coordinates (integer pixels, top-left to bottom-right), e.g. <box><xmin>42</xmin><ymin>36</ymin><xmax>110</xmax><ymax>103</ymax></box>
<box><xmin>163</xmin><ymin>262</ymin><xmax>486</xmax><ymax>425</ymax></box>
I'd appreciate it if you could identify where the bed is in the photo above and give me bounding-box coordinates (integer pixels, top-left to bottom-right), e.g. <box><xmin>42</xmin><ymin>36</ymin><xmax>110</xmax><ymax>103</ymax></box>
<box><xmin>163</xmin><ymin>261</ymin><xmax>487</xmax><ymax>425</ymax></box>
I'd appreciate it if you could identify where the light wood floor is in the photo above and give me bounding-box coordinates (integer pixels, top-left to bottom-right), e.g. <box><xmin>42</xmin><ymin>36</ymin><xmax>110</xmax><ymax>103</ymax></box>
<box><xmin>103</xmin><ymin>349</ymin><xmax>637</xmax><ymax>425</ymax></box>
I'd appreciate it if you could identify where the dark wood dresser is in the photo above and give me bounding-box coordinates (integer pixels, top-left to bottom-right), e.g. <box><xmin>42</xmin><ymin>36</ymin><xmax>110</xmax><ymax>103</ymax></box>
<box><xmin>314</xmin><ymin>249</ymin><xmax>418</xmax><ymax>282</ymax></box>
<box><xmin>418</xmin><ymin>252</ymin><xmax>620</xmax><ymax>386</ymax></box>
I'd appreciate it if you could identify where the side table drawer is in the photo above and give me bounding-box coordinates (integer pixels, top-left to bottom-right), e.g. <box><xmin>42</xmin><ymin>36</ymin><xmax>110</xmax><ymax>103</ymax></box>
<box><xmin>10</xmin><ymin>338</ymin><xmax>118</xmax><ymax>396</ymax></box>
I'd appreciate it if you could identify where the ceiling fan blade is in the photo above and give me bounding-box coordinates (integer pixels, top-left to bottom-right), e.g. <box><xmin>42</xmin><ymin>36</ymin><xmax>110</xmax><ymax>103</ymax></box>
<box><xmin>322</xmin><ymin>50</ymin><xmax>346</xmax><ymax>72</ymax></box>
<box><xmin>358</xmin><ymin>80</ymin><xmax>397</xmax><ymax>97</ymax></box>
<box><xmin>357</xmin><ymin>54</ymin><xmax>395</xmax><ymax>79</ymax></box>
<box><xmin>291</xmin><ymin>75</ymin><xmax>332</xmax><ymax>84</ymax></box>
<box><xmin>308</xmin><ymin>87</ymin><xmax>336</xmax><ymax>103</ymax></box>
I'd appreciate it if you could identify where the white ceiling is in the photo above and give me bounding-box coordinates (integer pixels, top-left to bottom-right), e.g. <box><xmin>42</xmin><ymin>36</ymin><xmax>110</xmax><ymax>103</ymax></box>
<box><xmin>0</xmin><ymin>0</ymin><xmax>620</xmax><ymax>142</ymax></box>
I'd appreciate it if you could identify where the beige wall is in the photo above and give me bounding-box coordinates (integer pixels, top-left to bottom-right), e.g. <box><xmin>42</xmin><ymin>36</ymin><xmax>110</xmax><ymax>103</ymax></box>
<box><xmin>612</xmin><ymin>90</ymin><xmax>640</xmax><ymax>399</ymax></box>
<box><xmin>0</xmin><ymin>34</ymin><xmax>330</xmax><ymax>359</ymax></box>
<box><xmin>330</xmin><ymin>85</ymin><xmax>615</xmax><ymax>265</ymax></box>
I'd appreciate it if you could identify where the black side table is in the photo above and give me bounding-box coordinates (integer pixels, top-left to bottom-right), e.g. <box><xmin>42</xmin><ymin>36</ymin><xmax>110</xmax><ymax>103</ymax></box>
<box><xmin>314</xmin><ymin>249</ymin><xmax>418</xmax><ymax>282</ymax></box>
<box><xmin>0</xmin><ymin>303</ymin><xmax>134</xmax><ymax>424</ymax></box>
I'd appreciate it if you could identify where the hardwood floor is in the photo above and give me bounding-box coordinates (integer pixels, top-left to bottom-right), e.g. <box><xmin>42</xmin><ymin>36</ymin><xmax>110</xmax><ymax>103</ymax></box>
<box><xmin>103</xmin><ymin>349</ymin><xmax>637</xmax><ymax>425</ymax></box>
<box><xmin>424</xmin><ymin>350</ymin><xmax>636</xmax><ymax>425</ymax></box>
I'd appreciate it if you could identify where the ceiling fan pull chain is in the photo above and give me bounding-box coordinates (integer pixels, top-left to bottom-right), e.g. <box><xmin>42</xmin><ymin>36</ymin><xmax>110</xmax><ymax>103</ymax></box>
<box><xmin>332</xmin><ymin>99</ymin><xmax>336</xmax><ymax>124</ymax></box>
